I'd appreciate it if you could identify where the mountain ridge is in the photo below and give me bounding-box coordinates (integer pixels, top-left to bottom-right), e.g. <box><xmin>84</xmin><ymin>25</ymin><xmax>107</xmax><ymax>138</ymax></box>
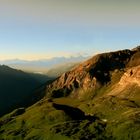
<box><xmin>0</xmin><ymin>46</ymin><xmax>140</xmax><ymax>140</ymax></box>
<box><xmin>46</xmin><ymin>48</ymin><xmax>139</xmax><ymax>99</ymax></box>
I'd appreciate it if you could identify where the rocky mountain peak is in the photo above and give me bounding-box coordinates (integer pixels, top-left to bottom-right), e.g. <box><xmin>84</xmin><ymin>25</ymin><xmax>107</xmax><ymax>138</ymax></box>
<box><xmin>46</xmin><ymin>48</ymin><xmax>139</xmax><ymax>98</ymax></box>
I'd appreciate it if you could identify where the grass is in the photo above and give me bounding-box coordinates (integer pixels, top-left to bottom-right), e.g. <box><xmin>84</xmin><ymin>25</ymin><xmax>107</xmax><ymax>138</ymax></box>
<box><xmin>1</xmin><ymin>96</ymin><xmax>140</xmax><ymax>140</ymax></box>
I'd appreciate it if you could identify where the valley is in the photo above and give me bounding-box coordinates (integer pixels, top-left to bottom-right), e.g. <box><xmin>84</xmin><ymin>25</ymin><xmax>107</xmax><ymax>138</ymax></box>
<box><xmin>0</xmin><ymin>46</ymin><xmax>140</xmax><ymax>140</ymax></box>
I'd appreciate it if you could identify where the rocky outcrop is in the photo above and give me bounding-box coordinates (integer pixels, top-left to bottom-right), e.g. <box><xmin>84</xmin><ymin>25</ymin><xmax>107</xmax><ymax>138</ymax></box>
<box><xmin>108</xmin><ymin>65</ymin><xmax>140</xmax><ymax>97</ymax></box>
<box><xmin>119</xmin><ymin>66</ymin><xmax>140</xmax><ymax>87</ymax></box>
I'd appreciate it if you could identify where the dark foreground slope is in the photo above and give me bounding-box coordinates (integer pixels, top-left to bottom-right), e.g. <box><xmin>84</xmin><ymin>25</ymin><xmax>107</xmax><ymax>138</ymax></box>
<box><xmin>0</xmin><ymin>46</ymin><xmax>140</xmax><ymax>140</ymax></box>
<box><xmin>0</xmin><ymin>65</ymin><xmax>51</xmax><ymax>117</ymax></box>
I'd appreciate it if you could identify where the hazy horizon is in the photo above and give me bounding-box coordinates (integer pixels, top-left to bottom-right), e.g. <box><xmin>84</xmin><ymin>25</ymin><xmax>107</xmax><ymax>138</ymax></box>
<box><xmin>0</xmin><ymin>0</ymin><xmax>140</xmax><ymax>60</ymax></box>
<box><xmin>0</xmin><ymin>54</ymin><xmax>89</xmax><ymax>61</ymax></box>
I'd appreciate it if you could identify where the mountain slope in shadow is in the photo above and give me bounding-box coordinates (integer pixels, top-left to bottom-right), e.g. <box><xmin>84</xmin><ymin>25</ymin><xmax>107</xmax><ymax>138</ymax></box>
<box><xmin>0</xmin><ymin>65</ymin><xmax>52</xmax><ymax>116</ymax></box>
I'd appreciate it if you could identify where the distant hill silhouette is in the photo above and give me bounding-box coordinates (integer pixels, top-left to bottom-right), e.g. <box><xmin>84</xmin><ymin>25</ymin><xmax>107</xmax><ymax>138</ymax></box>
<box><xmin>46</xmin><ymin>62</ymin><xmax>78</xmax><ymax>77</ymax></box>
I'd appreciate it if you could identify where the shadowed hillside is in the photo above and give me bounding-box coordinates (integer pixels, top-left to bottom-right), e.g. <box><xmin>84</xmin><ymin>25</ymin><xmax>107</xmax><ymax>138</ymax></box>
<box><xmin>0</xmin><ymin>65</ymin><xmax>52</xmax><ymax>117</ymax></box>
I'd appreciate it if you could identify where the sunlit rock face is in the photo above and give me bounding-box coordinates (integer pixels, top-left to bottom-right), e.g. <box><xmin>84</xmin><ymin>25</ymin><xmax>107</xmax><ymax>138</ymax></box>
<box><xmin>108</xmin><ymin>65</ymin><xmax>140</xmax><ymax>97</ymax></box>
<box><xmin>119</xmin><ymin>66</ymin><xmax>140</xmax><ymax>87</ymax></box>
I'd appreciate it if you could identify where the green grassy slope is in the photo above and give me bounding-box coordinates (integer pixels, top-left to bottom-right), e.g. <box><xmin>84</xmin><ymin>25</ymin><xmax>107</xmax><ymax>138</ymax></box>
<box><xmin>0</xmin><ymin>97</ymin><xmax>110</xmax><ymax>140</ymax></box>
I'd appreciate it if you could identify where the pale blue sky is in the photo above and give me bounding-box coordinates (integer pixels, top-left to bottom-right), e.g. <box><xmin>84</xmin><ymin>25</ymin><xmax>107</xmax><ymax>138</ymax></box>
<box><xmin>0</xmin><ymin>0</ymin><xmax>140</xmax><ymax>60</ymax></box>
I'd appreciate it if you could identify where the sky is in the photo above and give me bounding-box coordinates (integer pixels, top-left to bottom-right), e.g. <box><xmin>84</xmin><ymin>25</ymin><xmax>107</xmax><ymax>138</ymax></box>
<box><xmin>0</xmin><ymin>0</ymin><xmax>140</xmax><ymax>60</ymax></box>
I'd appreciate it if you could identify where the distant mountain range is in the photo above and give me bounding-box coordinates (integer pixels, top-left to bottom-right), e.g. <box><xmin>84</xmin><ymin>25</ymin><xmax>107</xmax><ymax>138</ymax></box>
<box><xmin>0</xmin><ymin>56</ymin><xmax>88</xmax><ymax>73</ymax></box>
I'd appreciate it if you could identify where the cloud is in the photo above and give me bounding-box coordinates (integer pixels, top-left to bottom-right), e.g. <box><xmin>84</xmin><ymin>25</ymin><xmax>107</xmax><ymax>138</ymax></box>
<box><xmin>0</xmin><ymin>0</ymin><xmax>140</xmax><ymax>27</ymax></box>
